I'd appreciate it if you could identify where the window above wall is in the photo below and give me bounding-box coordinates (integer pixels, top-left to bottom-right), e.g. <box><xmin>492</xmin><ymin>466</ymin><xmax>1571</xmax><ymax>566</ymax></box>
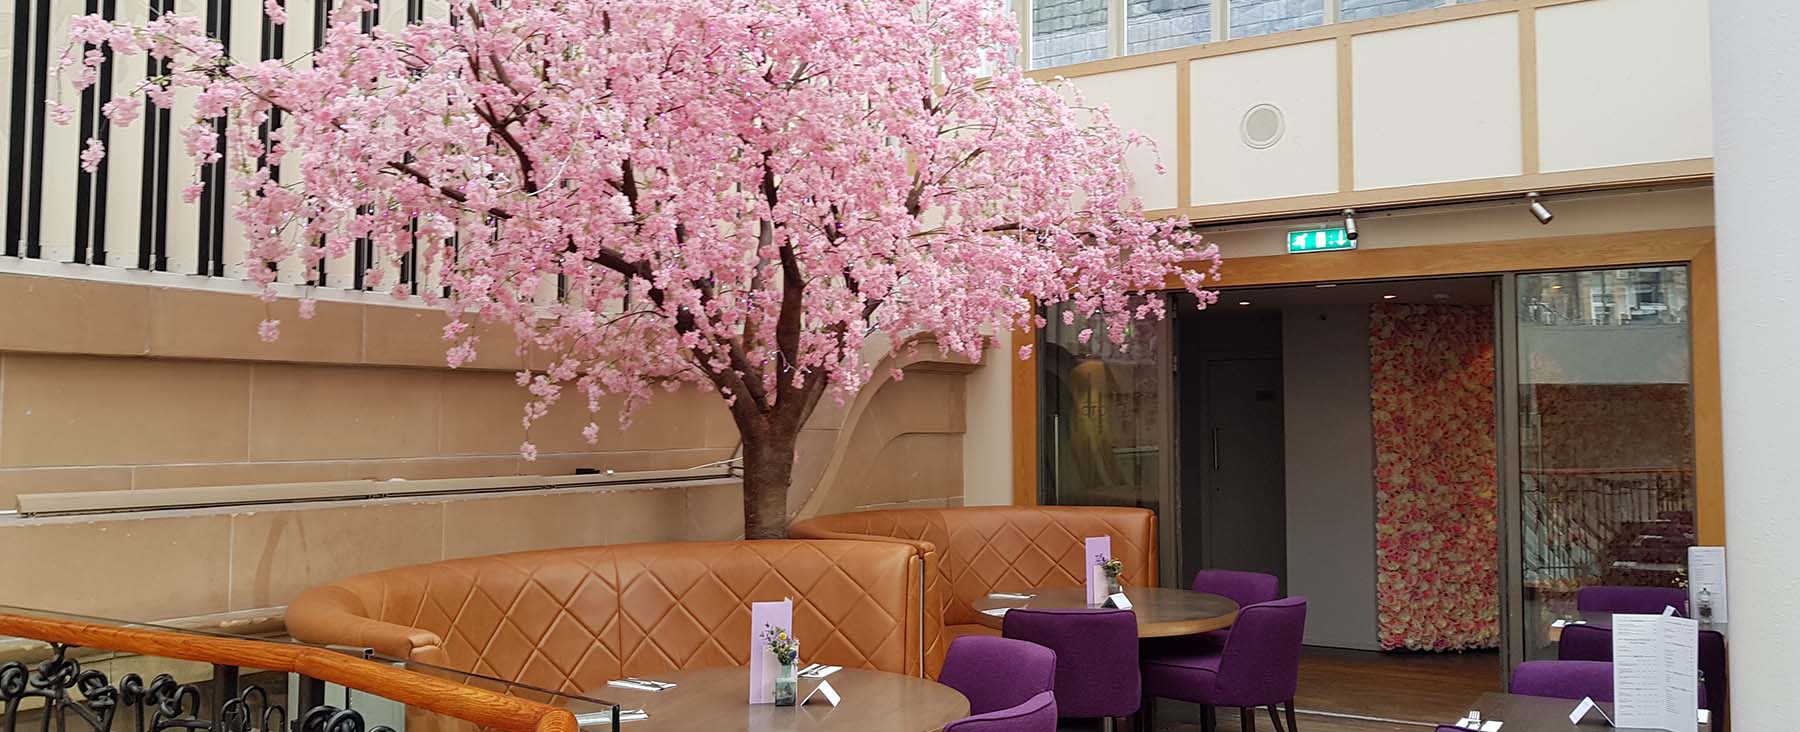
<box><xmin>1025</xmin><ymin>0</ymin><xmax>1464</xmax><ymax>69</ymax></box>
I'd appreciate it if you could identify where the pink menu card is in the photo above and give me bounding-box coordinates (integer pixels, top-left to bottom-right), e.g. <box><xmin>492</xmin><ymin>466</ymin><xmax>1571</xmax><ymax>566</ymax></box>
<box><xmin>1085</xmin><ymin>536</ymin><xmax>1112</xmax><ymax>604</ymax></box>
<box><xmin>749</xmin><ymin>599</ymin><xmax>793</xmax><ymax>704</ymax></box>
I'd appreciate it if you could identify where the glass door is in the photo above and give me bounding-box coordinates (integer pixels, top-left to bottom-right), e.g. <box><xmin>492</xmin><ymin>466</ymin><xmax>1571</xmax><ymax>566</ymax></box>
<box><xmin>1504</xmin><ymin>266</ymin><xmax>1697</xmax><ymax>662</ymax></box>
<box><xmin>1038</xmin><ymin>297</ymin><xmax>1176</xmax><ymax>583</ymax></box>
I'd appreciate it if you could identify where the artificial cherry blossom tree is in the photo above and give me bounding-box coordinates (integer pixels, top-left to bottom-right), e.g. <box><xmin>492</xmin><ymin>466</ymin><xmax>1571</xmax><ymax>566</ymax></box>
<box><xmin>60</xmin><ymin>0</ymin><xmax>1220</xmax><ymax>538</ymax></box>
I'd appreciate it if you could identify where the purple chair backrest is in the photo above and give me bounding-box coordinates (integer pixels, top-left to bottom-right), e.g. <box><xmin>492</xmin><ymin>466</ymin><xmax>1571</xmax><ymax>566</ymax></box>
<box><xmin>1512</xmin><ymin>660</ymin><xmax>1614</xmax><ymax>701</ymax></box>
<box><xmin>1556</xmin><ymin>625</ymin><xmax>1725</xmax><ymax>716</ymax></box>
<box><xmin>1002</xmin><ymin>608</ymin><xmax>1140</xmax><ymax>718</ymax></box>
<box><xmin>945</xmin><ymin>690</ymin><xmax>1058</xmax><ymax>732</ymax></box>
<box><xmin>939</xmin><ymin>636</ymin><xmax>1057</xmax><ymax>715</ymax></box>
<box><xmin>1190</xmin><ymin>569</ymin><xmax>1281</xmax><ymax>608</ymax></box>
<box><xmin>1216</xmin><ymin>596</ymin><xmax>1308</xmax><ymax>701</ymax></box>
<box><xmin>1577</xmin><ymin>586</ymin><xmax>1688</xmax><ymax>615</ymax></box>
<box><xmin>1557</xmin><ymin>623</ymin><xmax>1612</xmax><ymax>662</ymax></box>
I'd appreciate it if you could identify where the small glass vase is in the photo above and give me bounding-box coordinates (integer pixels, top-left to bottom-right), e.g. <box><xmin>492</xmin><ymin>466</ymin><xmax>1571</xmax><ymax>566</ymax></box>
<box><xmin>1106</xmin><ymin>574</ymin><xmax>1122</xmax><ymax>596</ymax></box>
<box><xmin>773</xmin><ymin>660</ymin><xmax>798</xmax><ymax>706</ymax></box>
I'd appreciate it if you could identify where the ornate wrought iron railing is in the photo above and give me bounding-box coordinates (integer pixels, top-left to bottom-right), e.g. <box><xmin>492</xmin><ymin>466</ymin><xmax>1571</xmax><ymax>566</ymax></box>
<box><xmin>0</xmin><ymin>608</ymin><xmax>598</xmax><ymax>732</ymax></box>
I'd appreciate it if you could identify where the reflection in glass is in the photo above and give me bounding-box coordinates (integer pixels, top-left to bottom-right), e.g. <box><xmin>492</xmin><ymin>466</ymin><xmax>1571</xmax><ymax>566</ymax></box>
<box><xmin>1039</xmin><ymin>300</ymin><xmax>1168</xmax><ymax>512</ymax></box>
<box><xmin>1032</xmin><ymin>0</ymin><xmax>1110</xmax><ymax>69</ymax></box>
<box><xmin>1228</xmin><ymin>0</ymin><xmax>1324</xmax><ymax>39</ymax></box>
<box><xmin>1338</xmin><ymin>0</ymin><xmax>1450</xmax><ymax>23</ymax></box>
<box><xmin>1127</xmin><ymin>0</ymin><xmax>1212</xmax><ymax>55</ymax></box>
<box><xmin>1515</xmin><ymin>267</ymin><xmax>1695</xmax><ymax>660</ymax></box>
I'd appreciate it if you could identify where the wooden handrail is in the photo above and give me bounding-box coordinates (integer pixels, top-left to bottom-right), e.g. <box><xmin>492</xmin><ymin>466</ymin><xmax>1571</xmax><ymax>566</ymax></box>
<box><xmin>0</xmin><ymin>612</ymin><xmax>577</xmax><ymax>732</ymax></box>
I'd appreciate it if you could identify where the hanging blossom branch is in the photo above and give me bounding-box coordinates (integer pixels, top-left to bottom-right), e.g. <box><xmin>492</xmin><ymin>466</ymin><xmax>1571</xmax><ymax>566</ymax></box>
<box><xmin>56</xmin><ymin>0</ymin><xmax>1220</xmax><ymax>537</ymax></box>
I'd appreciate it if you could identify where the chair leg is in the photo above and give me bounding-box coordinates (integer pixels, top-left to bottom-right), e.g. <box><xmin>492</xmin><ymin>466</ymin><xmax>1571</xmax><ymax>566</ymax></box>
<box><xmin>1240</xmin><ymin>707</ymin><xmax>1255</xmax><ymax>732</ymax></box>
<box><xmin>1139</xmin><ymin>696</ymin><xmax>1155</xmax><ymax>732</ymax></box>
<box><xmin>1102</xmin><ymin>717</ymin><xmax>1116</xmax><ymax>732</ymax></box>
<box><xmin>1200</xmin><ymin>705</ymin><xmax>1217</xmax><ymax>732</ymax></box>
<box><xmin>1266</xmin><ymin>705</ymin><xmax>1285</xmax><ymax>732</ymax></box>
<box><xmin>1284</xmin><ymin>700</ymin><xmax>1297</xmax><ymax>731</ymax></box>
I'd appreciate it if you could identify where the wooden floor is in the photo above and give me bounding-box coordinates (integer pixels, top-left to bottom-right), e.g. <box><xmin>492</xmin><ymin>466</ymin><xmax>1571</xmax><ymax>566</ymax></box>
<box><xmin>1071</xmin><ymin>646</ymin><xmax>1503</xmax><ymax>732</ymax></box>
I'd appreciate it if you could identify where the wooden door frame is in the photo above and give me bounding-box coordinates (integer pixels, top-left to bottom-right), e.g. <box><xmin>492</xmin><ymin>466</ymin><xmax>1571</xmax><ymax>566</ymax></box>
<box><xmin>1011</xmin><ymin>226</ymin><xmax>1724</xmax><ymax>545</ymax></box>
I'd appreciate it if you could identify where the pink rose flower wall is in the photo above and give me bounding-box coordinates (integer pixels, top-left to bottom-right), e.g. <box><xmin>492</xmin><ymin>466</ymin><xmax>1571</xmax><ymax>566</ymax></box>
<box><xmin>1369</xmin><ymin>304</ymin><xmax>1500</xmax><ymax>651</ymax></box>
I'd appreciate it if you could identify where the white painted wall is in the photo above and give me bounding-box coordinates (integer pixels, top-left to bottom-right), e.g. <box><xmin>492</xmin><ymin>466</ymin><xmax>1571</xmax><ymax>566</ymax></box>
<box><xmin>1352</xmin><ymin>13</ymin><xmax>1523</xmax><ymax>190</ymax></box>
<box><xmin>1188</xmin><ymin>40</ymin><xmax>1339</xmax><ymax>206</ymax></box>
<box><xmin>1536</xmin><ymin>0</ymin><xmax>1713</xmax><ymax>172</ymax></box>
<box><xmin>1712</xmin><ymin>0</ymin><xmax>1800</xmax><ymax>725</ymax></box>
<box><xmin>1066</xmin><ymin>64</ymin><xmax>1182</xmax><ymax>211</ymax></box>
<box><xmin>1282</xmin><ymin>303</ymin><xmax>1379</xmax><ymax>650</ymax></box>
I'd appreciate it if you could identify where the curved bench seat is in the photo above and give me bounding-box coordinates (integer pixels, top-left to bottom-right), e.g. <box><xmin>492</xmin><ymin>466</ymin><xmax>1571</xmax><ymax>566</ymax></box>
<box><xmin>287</xmin><ymin>539</ymin><xmax>931</xmax><ymax>697</ymax></box>
<box><xmin>789</xmin><ymin>506</ymin><xmax>1158</xmax><ymax>676</ymax></box>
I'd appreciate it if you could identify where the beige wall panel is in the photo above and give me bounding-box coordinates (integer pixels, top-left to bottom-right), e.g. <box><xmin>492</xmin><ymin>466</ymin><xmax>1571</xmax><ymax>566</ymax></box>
<box><xmin>345</xmin><ymin>456</ymin><xmax>520</xmax><ymax>481</ymax></box>
<box><xmin>0</xmin><ymin>275</ymin><xmax>152</xmax><ymax>356</ymax></box>
<box><xmin>440</xmin><ymin>369</ymin><xmax>731</xmax><ymax>456</ymax></box>
<box><xmin>1536</xmin><ymin>0</ymin><xmax>1712</xmax><ymax>173</ymax></box>
<box><xmin>685</xmin><ymin>481</ymin><xmax>744</xmax><ymax>540</ymax></box>
<box><xmin>961</xmin><ymin>333</ymin><xmax>1013</xmax><ymax>506</ymax></box>
<box><xmin>0</xmin><ymin>354</ymin><xmax>252</xmax><ymax>467</ymax></box>
<box><xmin>149</xmin><ymin>288</ymin><xmax>363</xmax><ymax>362</ymax></box>
<box><xmin>1353</xmin><ymin>13</ymin><xmax>1522</xmax><ymax>190</ymax></box>
<box><xmin>1066</xmin><ymin>64</ymin><xmax>1180</xmax><ymax>211</ymax></box>
<box><xmin>602</xmin><ymin>486</ymin><xmax>688</xmax><ymax>544</ymax></box>
<box><xmin>248</xmin><ymin>363</ymin><xmax>442</xmax><ymax>460</ymax></box>
<box><xmin>441</xmin><ymin>489</ymin><xmax>611</xmax><ymax>559</ymax></box>
<box><xmin>0</xmin><ymin>466</ymin><xmax>133</xmax><ymax>506</ymax></box>
<box><xmin>131</xmin><ymin>461</ymin><xmax>350</xmax><ymax>491</ymax></box>
<box><xmin>1189</xmin><ymin>40</ymin><xmax>1338</xmax><ymax>206</ymax></box>
<box><xmin>362</xmin><ymin>304</ymin><xmax>527</xmax><ymax>371</ymax></box>
<box><xmin>526</xmin><ymin>447</ymin><xmax>736</xmax><ymax>477</ymax></box>
<box><xmin>229</xmin><ymin>501</ymin><xmax>443</xmax><ymax>609</ymax></box>
<box><xmin>0</xmin><ymin>514</ymin><xmax>232</xmax><ymax>618</ymax></box>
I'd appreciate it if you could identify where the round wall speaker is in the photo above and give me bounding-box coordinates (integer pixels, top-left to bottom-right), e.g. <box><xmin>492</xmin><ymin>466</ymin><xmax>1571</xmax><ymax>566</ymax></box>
<box><xmin>1240</xmin><ymin>103</ymin><xmax>1285</xmax><ymax>150</ymax></box>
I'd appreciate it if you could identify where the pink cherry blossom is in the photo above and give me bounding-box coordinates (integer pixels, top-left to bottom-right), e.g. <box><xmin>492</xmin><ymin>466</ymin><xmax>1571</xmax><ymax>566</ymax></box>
<box><xmin>55</xmin><ymin>0</ymin><xmax>1220</xmax><ymax>538</ymax></box>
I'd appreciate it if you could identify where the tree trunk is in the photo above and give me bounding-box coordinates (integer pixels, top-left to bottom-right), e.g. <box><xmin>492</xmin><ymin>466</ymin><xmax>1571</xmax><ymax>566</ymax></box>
<box><xmin>741</xmin><ymin>429</ymin><xmax>798</xmax><ymax>539</ymax></box>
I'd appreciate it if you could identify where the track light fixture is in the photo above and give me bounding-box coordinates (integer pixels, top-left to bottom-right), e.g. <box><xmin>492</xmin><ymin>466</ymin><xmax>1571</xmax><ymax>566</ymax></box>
<box><xmin>1527</xmin><ymin>192</ymin><xmax>1553</xmax><ymax>225</ymax></box>
<box><xmin>1343</xmin><ymin>209</ymin><xmax>1358</xmax><ymax>240</ymax></box>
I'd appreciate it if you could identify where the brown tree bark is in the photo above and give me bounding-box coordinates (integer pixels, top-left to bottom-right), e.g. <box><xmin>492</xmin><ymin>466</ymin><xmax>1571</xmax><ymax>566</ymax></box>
<box><xmin>740</xmin><ymin>428</ymin><xmax>798</xmax><ymax>540</ymax></box>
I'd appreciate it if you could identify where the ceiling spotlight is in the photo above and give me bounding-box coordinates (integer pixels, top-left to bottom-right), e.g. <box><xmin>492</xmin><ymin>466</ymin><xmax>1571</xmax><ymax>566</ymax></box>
<box><xmin>1238</xmin><ymin>301</ymin><xmax>1251</xmax><ymax>306</ymax></box>
<box><xmin>1382</xmin><ymin>294</ymin><xmax>1398</xmax><ymax>300</ymax></box>
<box><xmin>1343</xmin><ymin>209</ymin><xmax>1359</xmax><ymax>240</ymax></box>
<box><xmin>1526</xmin><ymin>192</ymin><xmax>1553</xmax><ymax>225</ymax></box>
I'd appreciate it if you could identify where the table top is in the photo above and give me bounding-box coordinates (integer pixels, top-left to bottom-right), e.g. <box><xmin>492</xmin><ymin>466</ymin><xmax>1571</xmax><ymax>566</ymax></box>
<box><xmin>969</xmin><ymin>586</ymin><xmax>1240</xmax><ymax>638</ymax></box>
<box><xmin>1469</xmin><ymin>692</ymin><xmax>1711</xmax><ymax>732</ymax></box>
<box><xmin>585</xmin><ymin>667</ymin><xmax>969</xmax><ymax>732</ymax></box>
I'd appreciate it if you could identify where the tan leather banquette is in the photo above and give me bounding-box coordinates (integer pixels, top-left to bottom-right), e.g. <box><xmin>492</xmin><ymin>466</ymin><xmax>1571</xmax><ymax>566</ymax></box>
<box><xmin>286</xmin><ymin>539</ymin><xmax>932</xmax><ymax>697</ymax></box>
<box><xmin>788</xmin><ymin>506</ymin><xmax>1157</xmax><ymax>675</ymax></box>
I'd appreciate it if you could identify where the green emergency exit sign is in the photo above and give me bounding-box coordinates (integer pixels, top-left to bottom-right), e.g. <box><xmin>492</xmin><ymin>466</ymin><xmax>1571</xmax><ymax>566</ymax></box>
<box><xmin>1287</xmin><ymin>228</ymin><xmax>1354</xmax><ymax>253</ymax></box>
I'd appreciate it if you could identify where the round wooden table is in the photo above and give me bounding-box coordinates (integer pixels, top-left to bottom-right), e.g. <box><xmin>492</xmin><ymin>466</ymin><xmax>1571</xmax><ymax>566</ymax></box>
<box><xmin>969</xmin><ymin>587</ymin><xmax>1240</xmax><ymax>638</ymax></box>
<box><xmin>587</xmin><ymin>667</ymin><xmax>969</xmax><ymax>732</ymax></box>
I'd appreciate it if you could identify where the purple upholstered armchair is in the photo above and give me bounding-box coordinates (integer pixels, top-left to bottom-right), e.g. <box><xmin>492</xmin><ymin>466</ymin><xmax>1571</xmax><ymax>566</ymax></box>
<box><xmin>1577</xmin><ymin>585</ymin><xmax>1689</xmax><ymax>615</ymax></box>
<box><xmin>939</xmin><ymin>636</ymin><xmax>1057</xmax><ymax>716</ymax></box>
<box><xmin>1555</xmin><ymin>623</ymin><xmax>1725</xmax><ymax>721</ymax></box>
<box><xmin>1178</xmin><ymin>569</ymin><xmax>1283</xmax><ymax>651</ymax></box>
<box><xmin>1141</xmin><ymin>596</ymin><xmax>1307</xmax><ymax>732</ymax></box>
<box><xmin>944</xmin><ymin>691</ymin><xmax>1058</xmax><ymax>732</ymax></box>
<box><xmin>1192</xmin><ymin>569</ymin><xmax>1281</xmax><ymax>608</ymax></box>
<box><xmin>1002</xmin><ymin>608</ymin><xmax>1141</xmax><ymax>727</ymax></box>
<box><xmin>1512</xmin><ymin>660</ymin><xmax>1708</xmax><ymax>707</ymax></box>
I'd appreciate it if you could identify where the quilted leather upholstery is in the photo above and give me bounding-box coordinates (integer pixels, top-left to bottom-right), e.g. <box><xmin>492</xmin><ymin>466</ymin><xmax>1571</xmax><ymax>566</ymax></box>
<box><xmin>788</xmin><ymin>506</ymin><xmax>1158</xmax><ymax>676</ymax></box>
<box><xmin>286</xmin><ymin>539</ymin><xmax>929</xmax><ymax>699</ymax></box>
